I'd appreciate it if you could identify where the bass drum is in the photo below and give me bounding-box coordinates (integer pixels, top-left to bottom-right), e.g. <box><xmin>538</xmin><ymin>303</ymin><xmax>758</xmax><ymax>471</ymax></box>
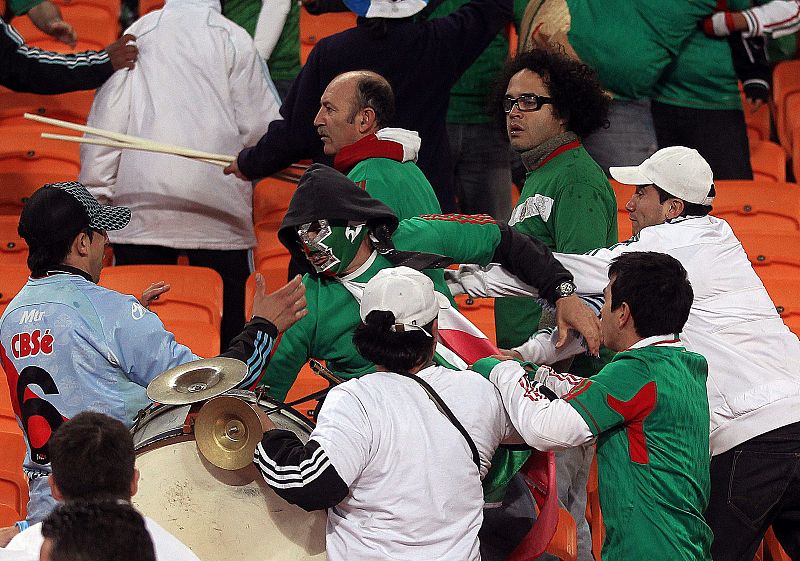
<box><xmin>131</xmin><ymin>391</ymin><xmax>327</xmax><ymax>560</ymax></box>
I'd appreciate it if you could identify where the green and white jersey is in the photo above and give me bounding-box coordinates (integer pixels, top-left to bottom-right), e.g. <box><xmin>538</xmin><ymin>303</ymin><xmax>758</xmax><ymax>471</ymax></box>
<box><xmin>479</xmin><ymin>336</ymin><xmax>713</xmax><ymax>561</ymax></box>
<box><xmin>495</xmin><ymin>140</ymin><xmax>617</xmax><ymax>352</ymax></box>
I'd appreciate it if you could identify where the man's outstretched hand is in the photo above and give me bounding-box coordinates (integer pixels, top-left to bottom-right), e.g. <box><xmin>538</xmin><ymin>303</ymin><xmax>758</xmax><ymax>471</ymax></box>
<box><xmin>223</xmin><ymin>158</ymin><xmax>250</xmax><ymax>181</ymax></box>
<box><xmin>251</xmin><ymin>274</ymin><xmax>307</xmax><ymax>332</ymax></box>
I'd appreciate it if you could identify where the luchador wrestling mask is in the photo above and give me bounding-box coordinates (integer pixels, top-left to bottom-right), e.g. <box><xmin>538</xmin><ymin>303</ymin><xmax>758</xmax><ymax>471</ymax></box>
<box><xmin>297</xmin><ymin>219</ymin><xmax>369</xmax><ymax>276</ymax></box>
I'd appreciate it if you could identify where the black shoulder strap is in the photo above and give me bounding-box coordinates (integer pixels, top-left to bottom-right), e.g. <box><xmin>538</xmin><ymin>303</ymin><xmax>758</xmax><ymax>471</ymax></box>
<box><xmin>397</xmin><ymin>371</ymin><xmax>481</xmax><ymax>470</ymax></box>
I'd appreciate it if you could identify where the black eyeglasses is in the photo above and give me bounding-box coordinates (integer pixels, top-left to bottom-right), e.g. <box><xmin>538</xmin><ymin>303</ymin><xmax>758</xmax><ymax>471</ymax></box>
<box><xmin>502</xmin><ymin>94</ymin><xmax>553</xmax><ymax>113</ymax></box>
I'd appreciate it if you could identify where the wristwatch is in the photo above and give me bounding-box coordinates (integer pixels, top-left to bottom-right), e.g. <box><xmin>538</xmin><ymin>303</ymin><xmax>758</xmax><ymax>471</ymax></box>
<box><xmin>554</xmin><ymin>280</ymin><xmax>576</xmax><ymax>301</ymax></box>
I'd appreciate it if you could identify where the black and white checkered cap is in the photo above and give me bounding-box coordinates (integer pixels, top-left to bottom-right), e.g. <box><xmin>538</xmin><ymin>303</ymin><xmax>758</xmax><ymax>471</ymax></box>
<box><xmin>18</xmin><ymin>181</ymin><xmax>131</xmax><ymax>245</ymax></box>
<box><xmin>53</xmin><ymin>181</ymin><xmax>131</xmax><ymax>231</ymax></box>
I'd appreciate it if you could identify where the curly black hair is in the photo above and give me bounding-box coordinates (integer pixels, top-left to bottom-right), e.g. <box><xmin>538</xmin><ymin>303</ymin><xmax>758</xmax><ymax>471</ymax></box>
<box><xmin>490</xmin><ymin>47</ymin><xmax>610</xmax><ymax>139</ymax></box>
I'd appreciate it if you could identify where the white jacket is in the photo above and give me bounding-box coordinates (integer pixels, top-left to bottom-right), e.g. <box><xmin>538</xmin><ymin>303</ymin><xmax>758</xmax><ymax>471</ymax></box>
<box><xmin>79</xmin><ymin>0</ymin><xmax>281</xmax><ymax>250</ymax></box>
<box><xmin>454</xmin><ymin>216</ymin><xmax>800</xmax><ymax>456</ymax></box>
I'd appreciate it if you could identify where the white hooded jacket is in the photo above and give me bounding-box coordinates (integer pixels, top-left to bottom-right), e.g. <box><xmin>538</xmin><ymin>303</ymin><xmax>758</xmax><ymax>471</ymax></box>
<box><xmin>79</xmin><ymin>0</ymin><xmax>281</xmax><ymax>249</ymax></box>
<box><xmin>451</xmin><ymin>215</ymin><xmax>800</xmax><ymax>456</ymax></box>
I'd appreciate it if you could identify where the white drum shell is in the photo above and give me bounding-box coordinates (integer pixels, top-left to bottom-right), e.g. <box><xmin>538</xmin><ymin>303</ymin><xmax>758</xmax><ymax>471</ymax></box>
<box><xmin>131</xmin><ymin>400</ymin><xmax>327</xmax><ymax>561</ymax></box>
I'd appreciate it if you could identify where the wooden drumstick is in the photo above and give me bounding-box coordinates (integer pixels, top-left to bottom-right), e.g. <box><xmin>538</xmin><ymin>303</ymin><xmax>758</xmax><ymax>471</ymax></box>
<box><xmin>40</xmin><ymin>133</ymin><xmax>231</xmax><ymax>167</ymax></box>
<box><xmin>25</xmin><ymin>113</ymin><xmax>236</xmax><ymax>164</ymax></box>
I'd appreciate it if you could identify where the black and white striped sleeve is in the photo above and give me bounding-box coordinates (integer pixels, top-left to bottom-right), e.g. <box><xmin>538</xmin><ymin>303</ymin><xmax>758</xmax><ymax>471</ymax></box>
<box><xmin>1</xmin><ymin>16</ymin><xmax>114</xmax><ymax>93</ymax></box>
<box><xmin>255</xmin><ymin>430</ymin><xmax>349</xmax><ymax>512</ymax></box>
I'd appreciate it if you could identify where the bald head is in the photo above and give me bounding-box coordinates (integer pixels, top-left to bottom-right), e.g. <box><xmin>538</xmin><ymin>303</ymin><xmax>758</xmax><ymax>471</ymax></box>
<box><xmin>314</xmin><ymin>70</ymin><xmax>396</xmax><ymax>155</ymax></box>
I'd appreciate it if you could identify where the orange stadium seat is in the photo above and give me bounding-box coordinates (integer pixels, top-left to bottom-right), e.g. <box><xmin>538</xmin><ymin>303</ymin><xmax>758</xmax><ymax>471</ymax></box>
<box><xmin>253</xmin><ymin>175</ymin><xmax>297</xmax><ymax>230</ymax></box>
<box><xmin>544</xmin><ymin>508</ymin><xmax>578</xmax><ymax>561</ymax></box>
<box><xmin>0</xmin><ymin>503</ymin><xmax>21</xmax><ymax>527</ymax></box>
<box><xmin>750</xmin><ymin>140</ymin><xmax>786</xmax><ymax>183</ymax></box>
<box><xmin>0</xmin><ymin>88</ymin><xmax>94</xmax><ymax>128</ymax></box>
<box><xmin>773</xmin><ymin>60</ymin><xmax>800</xmax><ymax>155</ymax></box>
<box><xmin>793</xmin><ymin>126</ymin><xmax>800</xmax><ymax>184</ymax></box>
<box><xmin>711</xmin><ymin>180</ymin><xmax>800</xmax><ymax>234</ymax></box>
<box><xmin>454</xmin><ymin>294</ymin><xmax>497</xmax><ymax>345</ymax></box>
<box><xmin>55</xmin><ymin>0</ymin><xmax>122</xmax><ymax>26</ymax></box>
<box><xmin>0</xmin><ymin>466</ymin><xmax>28</xmax><ymax>520</ymax></box>
<box><xmin>99</xmin><ymin>265</ymin><xmax>223</xmax><ymax>345</ymax></box>
<box><xmin>585</xmin><ymin>452</ymin><xmax>605</xmax><ymax>560</ymax></box>
<box><xmin>138</xmin><ymin>0</ymin><xmax>164</xmax><ymax>16</ymax></box>
<box><xmin>0</xmin><ymin>215</ymin><xmax>28</xmax><ymax>266</ymax></box>
<box><xmin>762</xmin><ymin>278</ymin><xmax>800</xmax><ymax>336</ymax></box>
<box><xmin>10</xmin><ymin>5</ymin><xmax>119</xmax><ymax>52</ymax></box>
<box><xmin>0</xmin><ymin>264</ymin><xmax>31</xmax><ymax>316</ymax></box>
<box><xmin>741</xmin><ymin>87</ymin><xmax>771</xmax><ymax>144</ymax></box>
<box><xmin>609</xmin><ymin>179</ymin><xmax>635</xmax><ymax>241</ymax></box>
<box><xmin>0</xmin><ymin>128</ymin><xmax>80</xmax><ymax>214</ymax></box>
<box><xmin>299</xmin><ymin>9</ymin><xmax>357</xmax><ymax>64</ymax></box>
<box><xmin>764</xmin><ymin>527</ymin><xmax>791</xmax><ymax>561</ymax></box>
<box><xmin>739</xmin><ymin>233</ymin><xmax>800</xmax><ymax>277</ymax></box>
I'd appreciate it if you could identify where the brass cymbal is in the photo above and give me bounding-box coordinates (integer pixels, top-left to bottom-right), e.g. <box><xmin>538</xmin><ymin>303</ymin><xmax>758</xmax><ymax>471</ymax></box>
<box><xmin>146</xmin><ymin>357</ymin><xmax>248</xmax><ymax>405</ymax></box>
<box><xmin>195</xmin><ymin>396</ymin><xmax>263</xmax><ymax>471</ymax></box>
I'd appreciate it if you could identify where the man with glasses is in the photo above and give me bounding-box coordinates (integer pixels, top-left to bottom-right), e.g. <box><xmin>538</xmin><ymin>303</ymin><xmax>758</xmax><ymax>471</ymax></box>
<box><xmin>490</xmin><ymin>48</ymin><xmax>617</xmax><ymax>561</ymax></box>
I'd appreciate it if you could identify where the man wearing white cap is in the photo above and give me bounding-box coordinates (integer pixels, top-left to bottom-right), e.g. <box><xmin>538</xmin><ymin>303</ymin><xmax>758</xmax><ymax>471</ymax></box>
<box><xmin>252</xmin><ymin>266</ymin><xmax>521</xmax><ymax>561</ymax></box>
<box><xmin>449</xmin><ymin>146</ymin><xmax>800</xmax><ymax>561</ymax></box>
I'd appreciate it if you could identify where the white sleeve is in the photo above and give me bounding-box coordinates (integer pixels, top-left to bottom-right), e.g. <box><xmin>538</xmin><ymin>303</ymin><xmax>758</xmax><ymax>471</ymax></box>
<box><xmin>79</xmin><ymin>69</ymin><xmax>131</xmax><ymax>203</ymax></box>
<box><xmin>744</xmin><ymin>0</ymin><xmax>800</xmax><ymax>38</ymax></box>
<box><xmin>228</xmin><ymin>34</ymin><xmax>282</xmax><ymax>146</ymax></box>
<box><xmin>513</xmin><ymin>327</ymin><xmax>586</xmax><ymax>364</ymax></box>
<box><xmin>310</xmin><ymin>386</ymin><xmax>372</xmax><ymax>486</ymax></box>
<box><xmin>488</xmin><ymin>361</ymin><xmax>594</xmax><ymax>451</ymax></box>
<box><xmin>532</xmin><ymin>365</ymin><xmax>588</xmax><ymax>397</ymax></box>
<box><xmin>253</xmin><ymin>0</ymin><xmax>292</xmax><ymax>61</ymax></box>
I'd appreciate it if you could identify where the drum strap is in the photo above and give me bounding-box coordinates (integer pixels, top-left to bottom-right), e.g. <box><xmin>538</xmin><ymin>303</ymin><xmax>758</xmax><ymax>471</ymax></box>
<box><xmin>397</xmin><ymin>371</ymin><xmax>481</xmax><ymax>470</ymax></box>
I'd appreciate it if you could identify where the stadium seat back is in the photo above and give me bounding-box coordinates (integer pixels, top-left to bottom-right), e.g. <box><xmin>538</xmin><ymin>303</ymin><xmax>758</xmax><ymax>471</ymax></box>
<box><xmin>740</xmin><ymin>233</ymin><xmax>800</xmax><ymax>278</ymax></box>
<box><xmin>0</xmin><ymin>215</ymin><xmax>28</xmax><ymax>266</ymax></box>
<box><xmin>741</xmin><ymin>86</ymin><xmax>771</xmax><ymax>144</ymax></box>
<box><xmin>99</xmin><ymin>265</ymin><xmax>223</xmax><ymax>330</ymax></box>
<box><xmin>138</xmin><ymin>0</ymin><xmax>164</xmax><ymax>16</ymax></box>
<box><xmin>164</xmin><ymin>319</ymin><xmax>220</xmax><ymax>358</ymax></box>
<box><xmin>0</xmin><ymin>128</ymin><xmax>80</xmax><ymax>214</ymax></box>
<box><xmin>712</xmin><ymin>180</ymin><xmax>800</xmax><ymax>233</ymax></box>
<box><xmin>749</xmin><ymin>140</ymin><xmax>785</xmax><ymax>183</ymax></box>
<box><xmin>0</xmin><ymin>264</ymin><xmax>31</xmax><ymax>316</ymax></box>
<box><xmin>0</xmin><ymin>88</ymin><xmax>94</xmax><ymax>128</ymax></box>
<box><xmin>299</xmin><ymin>10</ymin><xmax>357</xmax><ymax>63</ymax></box>
<box><xmin>609</xmin><ymin>179</ymin><xmax>635</xmax><ymax>241</ymax></box>
<box><xmin>10</xmin><ymin>5</ymin><xmax>118</xmax><ymax>50</ymax></box>
<box><xmin>773</xmin><ymin>60</ymin><xmax>800</xmax><ymax>154</ymax></box>
<box><xmin>0</xmin><ymin>467</ymin><xmax>28</xmax><ymax>518</ymax></box>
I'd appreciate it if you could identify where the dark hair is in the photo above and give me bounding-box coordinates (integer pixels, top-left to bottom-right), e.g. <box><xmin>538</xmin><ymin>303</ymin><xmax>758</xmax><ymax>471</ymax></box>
<box><xmin>655</xmin><ymin>185</ymin><xmax>715</xmax><ymax>217</ymax></box>
<box><xmin>353</xmin><ymin>310</ymin><xmax>436</xmax><ymax>371</ymax></box>
<box><xmin>607</xmin><ymin>252</ymin><xmax>693</xmax><ymax>338</ymax></box>
<box><xmin>49</xmin><ymin>411</ymin><xmax>135</xmax><ymax>501</ymax></box>
<box><xmin>41</xmin><ymin>500</ymin><xmax>155</xmax><ymax>561</ymax></box>
<box><xmin>490</xmin><ymin>47</ymin><xmax>610</xmax><ymax>138</ymax></box>
<box><xmin>348</xmin><ymin>71</ymin><xmax>396</xmax><ymax>129</ymax></box>
<box><xmin>25</xmin><ymin>227</ymin><xmax>95</xmax><ymax>276</ymax></box>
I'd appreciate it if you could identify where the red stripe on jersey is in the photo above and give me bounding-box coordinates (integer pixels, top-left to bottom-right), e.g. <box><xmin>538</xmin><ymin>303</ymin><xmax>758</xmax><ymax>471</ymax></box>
<box><xmin>419</xmin><ymin>213</ymin><xmax>497</xmax><ymax>225</ymax></box>
<box><xmin>539</xmin><ymin>140</ymin><xmax>581</xmax><ymax>168</ymax></box>
<box><xmin>564</xmin><ymin>378</ymin><xmax>593</xmax><ymax>401</ymax></box>
<box><xmin>0</xmin><ymin>342</ymin><xmax>22</xmax><ymax>417</ymax></box>
<box><xmin>607</xmin><ymin>381</ymin><xmax>657</xmax><ymax>464</ymax></box>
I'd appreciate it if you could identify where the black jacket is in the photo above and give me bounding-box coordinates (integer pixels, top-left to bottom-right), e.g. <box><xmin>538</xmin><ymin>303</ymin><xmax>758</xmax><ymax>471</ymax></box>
<box><xmin>237</xmin><ymin>0</ymin><xmax>513</xmax><ymax>212</ymax></box>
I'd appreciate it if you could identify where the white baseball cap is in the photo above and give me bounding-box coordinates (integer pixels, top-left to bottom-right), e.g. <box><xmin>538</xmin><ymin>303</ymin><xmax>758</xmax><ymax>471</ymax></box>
<box><xmin>360</xmin><ymin>266</ymin><xmax>451</xmax><ymax>336</ymax></box>
<box><xmin>610</xmin><ymin>146</ymin><xmax>715</xmax><ymax>206</ymax></box>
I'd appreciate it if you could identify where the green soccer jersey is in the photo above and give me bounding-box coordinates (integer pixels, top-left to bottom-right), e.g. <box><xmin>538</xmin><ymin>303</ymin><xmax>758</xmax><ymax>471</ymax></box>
<box><xmin>348</xmin><ymin>159</ymin><xmax>442</xmax><ymax>220</ymax></box>
<box><xmin>565</xmin><ymin>342</ymin><xmax>713</xmax><ymax>561</ymax></box>
<box><xmin>495</xmin><ymin>140</ymin><xmax>617</xmax><ymax>351</ymax></box>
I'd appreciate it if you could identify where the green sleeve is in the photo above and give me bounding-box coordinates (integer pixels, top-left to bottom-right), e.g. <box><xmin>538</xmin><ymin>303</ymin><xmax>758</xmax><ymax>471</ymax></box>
<box><xmin>553</xmin><ymin>182</ymin><xmax>618</xmax><ymax>253</ymax></box>
<box><xmin>8</xmin><ymin>0</ymin><xmax>42</xmax><ymax>15</ymax></box>
<box><xmin>395</xmin><ymin>215</ymin><xmax>501</xmax><ymax>265</ymax></box>
<box><xmin>563</xmin><ymin>357</ymin><xmax>655</xmax><ymax>436</ymax></box>
<box><xmin>260</xmin><ymin>280</ymin><xmax>318</xmax><ymax>401</ymax></box>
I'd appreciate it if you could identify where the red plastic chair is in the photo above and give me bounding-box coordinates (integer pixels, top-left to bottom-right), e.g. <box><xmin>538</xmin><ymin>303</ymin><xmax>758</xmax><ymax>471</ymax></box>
<box><xmin>0</xmin><ymin>215</ymin><xmax>28</xmax><ymax>266</ymax></box>
<box><xmin>750</xmin><ymin>140</ymin><xmax>786</xmax><ymax>183</ymax></box>
<box><xmin>712</xmin><ymin>180</ymin><xmax>800</xmax><ymax>234</ymax></box>
<box><xmin>508</xmin><ymin>450</ymin><xmax>559</xmax><ymax>561</ymax></box>
<box><xmin>609</xmin><ymin>179</ymin><xmax>635</xmax><ymax>242</ymax></box>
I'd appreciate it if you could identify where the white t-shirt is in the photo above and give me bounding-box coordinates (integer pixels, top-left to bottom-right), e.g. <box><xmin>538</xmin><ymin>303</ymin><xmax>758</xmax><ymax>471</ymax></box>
<box><xmin>4</xmin><ymin>515</ymin><xmax>200</xmax><ymax>561</ymax></box>
<box><xmin>312</xmin><ymin>365</ymin><xmax>519</xmax><ymax>561</ymax></box>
